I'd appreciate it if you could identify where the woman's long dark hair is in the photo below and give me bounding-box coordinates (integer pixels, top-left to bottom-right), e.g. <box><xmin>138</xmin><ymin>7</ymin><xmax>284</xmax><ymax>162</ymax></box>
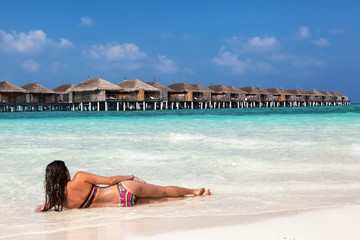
<box><xmin>42</xmin><ymin>160</ymin><xmax>69</xmax><ymax>211</ymax></box>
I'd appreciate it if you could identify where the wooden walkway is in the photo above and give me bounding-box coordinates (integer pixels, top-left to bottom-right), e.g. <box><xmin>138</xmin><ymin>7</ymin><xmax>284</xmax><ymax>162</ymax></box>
<box><xmin>0</xmin><ymin>100</ymin><xmax>351</xmax><ymax>112</ymax></box>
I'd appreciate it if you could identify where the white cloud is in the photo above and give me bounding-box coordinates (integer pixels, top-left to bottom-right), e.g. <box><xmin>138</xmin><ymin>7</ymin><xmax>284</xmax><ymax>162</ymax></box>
<box><xmin>212</xmin><ymin>47</ymin><xmax>250</xmax><ymax>74</ymax></box>
<box><xmin>59</xmin><ymin>38</ymin><xmax>74</xmax><ymax>47</ymax></box>
<box><xmin>296</xmin><ymin>26</ymin><xmax>311</xmax><ymax>40</ymax></box>
<box><xmin>228</xmin><ymin>36</ymin><xmax>278</xmax><ymax>52</ymax></box>
<box><xmin>0</xmin><ymin>29</ymin><xmax>73</xmax><ymax>53</ymax></box>
<box><xmin>80</xmin><ymin>17</ymin><xmax>95</xmax><ymax>26</ymax></box>
<box><xmin>247</xmin><ymin>36</ymin><xmax>278</xmax><ymax>49</ymax></box>
<box><xmin>84</xmin><ymin>43</ymin><xmax>146</xmax><ymax>61</ymax></box>
<box><xmin>22</xmin><ymin>59</ymin><xmax>40</xmax><ymax>72</ymax></box>
<box><xmin>0</xmin><ymin>30</ymin><xmax>46</xmax><ymax>53</ymax></box>
<box><xmin>155</xmin><ymin>55</ymin><xmax>178</xmax><ymax>74</ymax></box>
<box><xmin>312</xmin><ymin>38</ymin><xmax>330</xmax><ymax>46</ymax></box>
<box><xmin>83</xmin><ymin>43</ymin><xmax>146</xmax><ymax>71</ymax></box>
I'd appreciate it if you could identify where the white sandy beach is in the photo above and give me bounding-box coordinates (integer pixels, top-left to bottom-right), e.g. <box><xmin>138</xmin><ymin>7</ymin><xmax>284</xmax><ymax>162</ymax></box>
<box><xmin>14</xmin><ymin>204</ymin><xmax>360</xmax><ymax>240</ymax></box>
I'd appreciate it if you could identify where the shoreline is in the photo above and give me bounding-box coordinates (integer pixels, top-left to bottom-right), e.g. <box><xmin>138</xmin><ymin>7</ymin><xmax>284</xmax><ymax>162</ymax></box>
<box><xmin>11</xmin><ymin>204</ymin><xmax>360</xmax><ymax>240</ymax></box>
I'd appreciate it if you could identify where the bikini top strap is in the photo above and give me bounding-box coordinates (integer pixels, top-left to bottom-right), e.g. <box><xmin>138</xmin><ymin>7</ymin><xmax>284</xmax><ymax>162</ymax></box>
<box><xmin>83</xmin><ymin>186</ymin><xmax>97</xmax><ymax>208</ymax></box>
<box><xmin>79</xmin><ymin>185</ymin><xmax>96</xmax><ymax>209</ymax></box>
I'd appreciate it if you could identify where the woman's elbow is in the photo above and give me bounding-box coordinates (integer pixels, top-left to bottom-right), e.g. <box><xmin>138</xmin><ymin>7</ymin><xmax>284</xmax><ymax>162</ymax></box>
<box><xmin>110</xmin><ymin>176</ymin><xmax>118</xmax><ymax>185</ymax></box>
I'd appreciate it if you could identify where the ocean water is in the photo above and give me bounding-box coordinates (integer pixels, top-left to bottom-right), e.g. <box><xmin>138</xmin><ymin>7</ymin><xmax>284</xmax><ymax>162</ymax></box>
<box><xmin>0</xmin><ymin>105</ymin><xmax>359</xmax><ymax>239</ymax></box>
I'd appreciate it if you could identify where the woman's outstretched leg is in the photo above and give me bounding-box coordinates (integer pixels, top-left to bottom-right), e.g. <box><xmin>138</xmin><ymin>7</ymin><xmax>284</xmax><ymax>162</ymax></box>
<box><xmin>121</xmin><ymin>180</ymin><xmax>208</xmax><ymax>198</ymax></box>
<box><xmin>137</xmin><ymin>189</ymin><xmax>211</xmax><ymax>205</ymax></box>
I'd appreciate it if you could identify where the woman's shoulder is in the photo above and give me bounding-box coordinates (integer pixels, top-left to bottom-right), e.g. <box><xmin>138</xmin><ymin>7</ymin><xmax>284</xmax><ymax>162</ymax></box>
<box><xmin>70</xmin><ymin>171</ymin><xmax>91</xmax><ymax>186</ymax></box>
<box><xmin>68</xmin><ymin>172</ymin><xmax>93</xmax><ymax>191</ymax></box>
<box><xmin>73</xmin><ymin>171</ymin><xmax>86</xmax><ymax>179</ymax></box>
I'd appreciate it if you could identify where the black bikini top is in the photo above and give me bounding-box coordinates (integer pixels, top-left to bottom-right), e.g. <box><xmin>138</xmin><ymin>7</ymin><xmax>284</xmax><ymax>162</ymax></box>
<box><xmin>79</xmin><ymin>185</ymin><xmax>98</xmax><ymax>208</ymax></box>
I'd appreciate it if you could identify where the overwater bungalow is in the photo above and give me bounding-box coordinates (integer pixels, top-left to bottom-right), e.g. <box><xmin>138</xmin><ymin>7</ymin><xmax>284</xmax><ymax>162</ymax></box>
<box><xmin>0</xmin><ymin>81</ymin><xmax>26</xmax><ymax>103</ymax></box>
<box><xmin>208</xmin><ymin>84</ymin><xmax>231</xmax><ymax>102</ymax></box>
<box><xmin>329</xmin><ymin>92</ymin><xmax>342</xmax><ymax>102</ymax></box>
<box><xmin>71</xmin><ymin>77</ymin><xmax>122</xmax><ymax>102</ymax></box>
<box><xmin>53</xmin><ymin>84</ymin><xmax>74</xmax><ymax>103</ymax></box>
<box><xmin>335</xmin><ymin>92</ymin><xmax>350</xmax><ymax>103</ymax></box>
<box><xmin>190</xmin><ymin>84</ymin><xmax>213</xmax><ymax>101</ymax></box>
<box><xmin>266</xmin><ymin>88</ymin><xmax>286</xmax><ymax>102</ymax></box>
<box><xmin>256</xmin><ymin>87</ymin><xmax>273</xmax><ymax>102</ymax></box>
<box><xmin>168</xmin><ymin>82</ymin><xmax>194</xmax><ymax>102</ymax></box>
<box><xmin>22</xmin><ymin>83</ymin><xmax>56</xmax><ymax>103</ymax></box>
<box><xmin>319</xmin><ymin>91</ymin><xmax>335</xmax><ymax>103</ymax></box>
<box><xmin>117</xmin><ymin>79</ymin><xmax>159</xmax><ymax>101</ymax></box>
<box><xmin>240</xmin><ymin>87</ymin><xmax>261</xmax><ymax>102</ymax></box>
<box><xmin>283</xmin><ymin>90</ymin><xmax>295</xmax><ymax>102</ymax></box>
<box><xmin>303</xmin><ymin>90</ymin><xmax>324</xmax><ymax>102</ymax></box>
<box><xmin>227</xmin><ymin>86</ymin><xmax>246</xmax><ymax>101</ymax></box>
<box><xmin>146</xmin><ymin>81</ymin><xmax>173</xmax><ymax>101</ymax></box>
<box><xmin>287</xmin><ymin>89</ymin><xmax>306</xmax><ymax>103</ymax></box>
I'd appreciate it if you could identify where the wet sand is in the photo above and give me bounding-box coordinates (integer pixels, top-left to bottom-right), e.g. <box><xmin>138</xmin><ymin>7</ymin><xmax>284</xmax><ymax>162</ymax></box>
<box><xmin>14</xmin><ymin>204</ymin><xmax>360</xmax><ymax>240</ymax></box>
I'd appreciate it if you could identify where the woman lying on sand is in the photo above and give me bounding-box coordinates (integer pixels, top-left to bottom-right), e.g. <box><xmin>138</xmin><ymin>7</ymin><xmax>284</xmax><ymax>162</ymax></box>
<box><xmin>37</xmin><ymin>160</ymin><xmax>211</xmax><ymax>212</ymax></box>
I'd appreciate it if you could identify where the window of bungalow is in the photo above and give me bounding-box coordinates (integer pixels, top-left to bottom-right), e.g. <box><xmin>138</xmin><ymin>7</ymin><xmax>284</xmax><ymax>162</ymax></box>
<box><xmin>39</xmin><ymin>95</ymin><xmax>46</xmax><ymax>103</ymax></box>
<box><xmin>8</xmin><ymin>94</ymin><xmax>17</xmax><ymax>103</ymax></box>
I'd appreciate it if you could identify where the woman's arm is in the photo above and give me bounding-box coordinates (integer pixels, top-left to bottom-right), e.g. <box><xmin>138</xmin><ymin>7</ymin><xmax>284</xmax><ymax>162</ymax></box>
<box><xmin>73</xmin><ymin>172</ymin><xmax>145</xmax><ymax>186</ymax></box>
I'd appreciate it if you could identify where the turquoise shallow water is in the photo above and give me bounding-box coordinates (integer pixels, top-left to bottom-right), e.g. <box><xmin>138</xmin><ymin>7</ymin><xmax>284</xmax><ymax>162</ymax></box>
<box><xmin>0</xmin><ymin>105</ymin><xmax>360</xmax><ymax>239</ymax></box>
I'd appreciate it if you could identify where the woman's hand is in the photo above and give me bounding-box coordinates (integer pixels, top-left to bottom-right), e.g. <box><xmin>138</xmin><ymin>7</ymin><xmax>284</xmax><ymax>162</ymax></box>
<box><xmin>133</xmin><ymin>176</ymin><xmax>146</xmax><ymax>184</ymax></box>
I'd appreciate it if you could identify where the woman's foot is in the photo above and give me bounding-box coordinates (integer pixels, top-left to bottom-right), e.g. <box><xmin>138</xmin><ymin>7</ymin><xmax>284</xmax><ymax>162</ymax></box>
<box><xmin>194</xmin><ymin>188</ymin><xmax>205</xmax><ymax>196</ymax></box>
<box><xmin>203</xmin><ymin>189</ymin><xmax>211</xmax><ymax>196</ymax></box>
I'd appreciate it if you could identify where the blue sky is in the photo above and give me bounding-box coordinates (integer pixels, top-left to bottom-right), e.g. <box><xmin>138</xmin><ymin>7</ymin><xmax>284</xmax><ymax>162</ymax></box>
<box><xmin>0</xmin><ymin>1</ymin><xmax>359</xmax><ymax>102</ymax></box>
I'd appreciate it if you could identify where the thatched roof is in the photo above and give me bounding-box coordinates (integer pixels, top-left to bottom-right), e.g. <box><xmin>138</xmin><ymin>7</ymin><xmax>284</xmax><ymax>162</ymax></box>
<box><xmin>266</xmin><ymin>88</ymin><xmax>286</xmax><ymax>95</ymax></box>
<box><xmin>287</xmin><ymin>89</ymin><xmax>305</xmax><ymax>95</ymax></box>
<box><xmin>227</xmin><ymin>86</ymin><xmax>247</xmax><ymax>94</ymax></box>
<box><xmin>329</xmin><ymin>92</ymin><xmax>341</xmax><ymax>97</ymax></box>
<box><xmin>303</xmin><ymin>90</ymin><xmax>324</xmax><ymax>96</ymax></box>
<box><xmin>240</xmin><ymin>86</ymin><xmax>261</xmax><ymax>94</ymax></box>
<box><xmin>53</xmin><ymin>84</ymin><xmax>74</xmax><ymax>93</ymax></box>
<box><xmin>22</xmin><ymin>83</ymin><xmax>55</xmax><ymax>94</ymax></box>
<box><xmin>191</xmin><ymin>84</ymin><xmax>214</xmax><ymax>93</ymax></box>
<box><xmin>168</xmin><ymin>82</ymin><xmax>194</xmax><ymax>92</ymax></box>
<box><xmin>146</xmin><ymin>81</ymin><xmax>174</xmax><ymax>92</ymax></box>
<box><xmin>72</xmin><ymin>78</ymin><xmax>121</xmax><ymax>92</ymax></box>
<box><xmin>0</xmin><ymin>81</ymin><xmax>27</xmax><ymax>93</ymax></box>
<box><xmin>118</xmin><ymin>79</ymin><xmax>159</xmax><ymax>92</ymax></box>
<box><xmin>208</xmin><ymin>85</ymin><xmax>231</xmax><ymax>93</ymax></box>
<box><xmin>319</xmin><ymin>90</ymin><xmax>333</xmax><ymax>96</ymax></box>
<box><xmin>256</xmin><ymin>87</ymin><xmax>271</xmax><ymax>95</ymax></box>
